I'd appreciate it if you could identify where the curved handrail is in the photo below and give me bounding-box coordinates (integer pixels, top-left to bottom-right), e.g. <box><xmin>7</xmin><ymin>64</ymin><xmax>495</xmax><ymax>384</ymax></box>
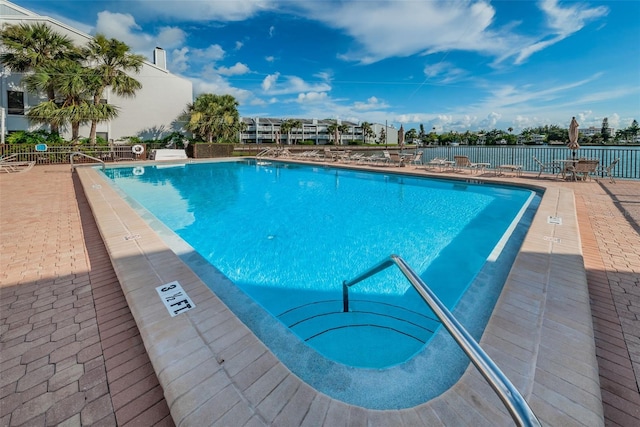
<box><xmin>70</xmin><ymin>152</ymin><xmax>105</xmax><ymax>171</ymax></box>
<box><xmin>343</xmin><ymin>254</ymin><xmax>541</xmax><ymax>427</ymax></box>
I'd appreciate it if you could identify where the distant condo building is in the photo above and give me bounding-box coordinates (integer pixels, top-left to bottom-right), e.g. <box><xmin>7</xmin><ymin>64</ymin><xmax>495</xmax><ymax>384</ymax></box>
<box><xmin>240</xmin><ymin>117</ymin><xmax>398</xmax><ymax>145</ymax></box>
<box><xmin>579</xmin><ymin>126</ymin><xmax>615</xmax><ymax>137</ymax></box>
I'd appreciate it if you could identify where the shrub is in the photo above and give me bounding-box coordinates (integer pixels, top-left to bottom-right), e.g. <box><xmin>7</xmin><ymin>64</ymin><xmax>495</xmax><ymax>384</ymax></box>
<box><xmin>6</xmin><ymin>130</ymin><xmax>66</xmax><ymax>145</ymax></box>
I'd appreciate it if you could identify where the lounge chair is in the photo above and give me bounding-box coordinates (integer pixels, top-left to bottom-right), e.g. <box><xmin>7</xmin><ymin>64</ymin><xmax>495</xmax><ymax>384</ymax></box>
<box><xmin>0</xmin><ymin>158</ymin><xmax>35</xmax><ymax>173</ymax></box>
<box><xmin>453</xmin><ymin>155</ymin><xmax>480</xmax><ymax>173</ymax></box>
<box><xmin>346</xmin><ymin>152</ymin><xmax>365</xmax><ymax>163</ymax></box>
<box><xmin>294</xmin><ymin>150</ymin><xmax>320</xmax><ymax>159</ymax></box>
<box><xmin>357</xmin><ymin>153</ymin><xmax>382</xmax><ymax>164</ymax></box>
<box><xmin>595</xmin><ymin>158</ymin><xmax>619</xmax><ymax>183</ymax></box>
<box><xmin>533</xmin><ymin>156</ymin><xmax>561</xmax><ymax>178</ymax></box>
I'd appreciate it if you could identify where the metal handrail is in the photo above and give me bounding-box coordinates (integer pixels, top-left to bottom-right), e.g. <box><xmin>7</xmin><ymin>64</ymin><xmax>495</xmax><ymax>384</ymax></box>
<box><xmin>70</xmin><ymin>152</ymin><xmax>105</xmax><ymax>171</ymax></box>
<box><xmin>343</xmin><ymin>254</ymin><xmax>541</xmax><ymax>427</ymax></box>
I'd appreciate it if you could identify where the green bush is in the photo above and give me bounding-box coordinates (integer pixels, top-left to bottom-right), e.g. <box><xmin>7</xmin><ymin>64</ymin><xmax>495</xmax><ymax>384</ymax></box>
<box><xmin>78</xmin><ymin>136</ymin><xmax>109</xmax><ymax>146</ymax></box>
<box><xmin>120</xmin><ymin>136</ymin><xmax>144</xmax><ymax>144</ymax></box>
<box><xmin>6</xmin><ymin>130</ymin><xmax>65</xmax><ymax>145</ymax></box>
<box><xmin>157</xmin><ymin>131</ymin><xmax>190</xmax><ymax>148</ymax></box>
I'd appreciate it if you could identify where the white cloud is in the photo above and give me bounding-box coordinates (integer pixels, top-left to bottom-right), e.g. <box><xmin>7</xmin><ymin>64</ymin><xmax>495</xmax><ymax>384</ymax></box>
<box><xmin>512</xmin><ymin>0</ymin><xmax>609</xmax><ymax>64</ymax></box>
<box><xmin>262</xmin><ymin>73</ymin><xmax>280</xmax><ymax>91</ymax></box>
<box><xmin>353</xmin><ymin>96</ymin><xmax>388</xmax><ymax>111</ymax></box>
<box><xmin>95</xmin><ymin>11</ymin><xmax>185</xmax><ymax>58</ymax></box>
<box><xmin>170</xmin><ymin>47</ymin><xmax>190</xmax><ymax>73</ymax></box>
<box><xmin>294</xmin><ymin>1</ymin><xmax>504</xmax><ymax>64</ymax></box>
<box><xmin>269</xmin><ymin>26</ymin><xmax>275</xmax><ymax>37</ymax></box>
<box><xmin>192</xmin><ymin>44</ymin><xmax>226</xmax><ymax>61</ymax></box>
<box><xmin>478</xmin><ymin>112</ymin><xmax>502</xmax><ymax>129</ymax></box>
<box><xmin>131</xmin><ymin>0</ymin><xmax>275</xmax><ymax>22</ymax></box>
<box><xmin>217</xmin><ymin>62</ymin><xmax>251</xmax><ymax>76</ymax></box>
<box><xmin>156</xmin><ymin>27</ymin><xmax>187</xmax><ymax>49</ymax></box>
<box><xmin>423</xmin><ymin>62</ymin><xmax>467</xmax><ymax>83</ymax></box>
<box><xmin>191</xmin><ymin>74</ymin><xmax>253</xmax><ymax>102</ymax></box>
<box><xmin>265</xmin><ymin>56</ymin><xmax>275</xmax><ymax>62</ymax></box>
<box><xmin>297</xmin><ymin>92</ymin><xmax>328</xmax><ymax>103</ymax></box>
<box><xmin>292</xmin><ymin>0</ymin><xmax>608</xmax><ymax>66</ymax></box>
<box><xmin>235</xmin><ymin>41</ymin><xmax>244</xmax><ymax>50</ymax></box>
<box><xmin>261</xmin><ymin>74</ymin><xmax>331</xmax><ymax>95</ymax></box>
<box><xmin>540</xmin><ymin>0</ymin><xmax>609</xmax><ymax>37</ymax></box>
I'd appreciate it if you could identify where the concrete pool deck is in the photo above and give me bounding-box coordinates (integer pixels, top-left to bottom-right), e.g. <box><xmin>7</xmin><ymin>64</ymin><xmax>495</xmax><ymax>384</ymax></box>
<box><xmin>1</xmin><ymin>161</ymin><xmax>639</xmax><ymax>426</ymax></box>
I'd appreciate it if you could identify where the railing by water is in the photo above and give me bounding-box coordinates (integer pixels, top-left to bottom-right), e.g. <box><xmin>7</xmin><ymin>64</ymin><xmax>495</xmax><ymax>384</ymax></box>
<box><xmin>343</xmin><ymin>254</ymin><xmax>541</xmax><ymax>427</ymax></box>
<box><xmin>417</xmin><ymin>145</ymin><xmax>639</xmax><ymax>180</ymax></box>
<box><xmin>3</xmin><ymin>143</ymin><xmax>638</xmax><ymax>179</ymax></box>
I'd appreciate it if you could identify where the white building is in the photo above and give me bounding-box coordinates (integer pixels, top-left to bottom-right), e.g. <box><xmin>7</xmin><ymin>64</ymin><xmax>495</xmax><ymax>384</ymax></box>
<box><xmin>0</xmin><ymin>0</ymin><xmax>192</xmax><ymax>142</ymax></box>
<box><xmin>517</xmin><ymin>134</ymin><xmax>546</xmax><ymax>144</ymax></box>
<box><xmin>579</xmin><ymin>126</ymin><xmax>615</xmax><ymax>138</ymax></box>
<box><xmin>240</xmin><ymin>117</ymin><xmax>398</xmax><ymax>145</ymax></box>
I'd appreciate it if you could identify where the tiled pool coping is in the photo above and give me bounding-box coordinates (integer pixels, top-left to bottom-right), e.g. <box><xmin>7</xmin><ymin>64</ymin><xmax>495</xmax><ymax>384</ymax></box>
<box><xmin>77</xmin><ymin>161</ymin><xmax>603</xmax><ymax>426</ymax></box>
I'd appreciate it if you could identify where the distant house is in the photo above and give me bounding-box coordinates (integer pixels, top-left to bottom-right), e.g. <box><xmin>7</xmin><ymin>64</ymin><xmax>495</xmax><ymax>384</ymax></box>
<box><xmin>517</xmin><ymin>133</ymin><xmax>546</xmax><ymax>144</ymax></box>
<box><xmin>0</xmin><ymin>0</ymin><xmax>193</xmax><ymax>142</ymax></box>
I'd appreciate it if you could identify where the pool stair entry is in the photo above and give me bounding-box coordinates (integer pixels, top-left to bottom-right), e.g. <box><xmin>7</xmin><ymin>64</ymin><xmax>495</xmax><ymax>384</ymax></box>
<box><xmin>342</xmin><ymin>254</ymin><xmax>542</xmax><ymax>427</ymax></box>
<box><xmin>278</xmin><ymin>299</ymin><xmax>439</xmax><ymax>345</ymax></box>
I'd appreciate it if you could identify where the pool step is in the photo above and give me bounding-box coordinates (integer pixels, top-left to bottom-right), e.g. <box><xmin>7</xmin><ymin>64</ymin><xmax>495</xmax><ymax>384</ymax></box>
<box><xmin>278</xmin><ymin>299</ymin><xmax>440</xmax><ymax>345</ymax></box>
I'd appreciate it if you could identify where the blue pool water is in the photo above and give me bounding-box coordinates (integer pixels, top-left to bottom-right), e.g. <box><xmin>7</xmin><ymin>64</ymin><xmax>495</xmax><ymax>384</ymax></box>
<box><xmin>103</xmin><ymin>160</ymin><xmax>539</xmax><ymax>408</ymax></box>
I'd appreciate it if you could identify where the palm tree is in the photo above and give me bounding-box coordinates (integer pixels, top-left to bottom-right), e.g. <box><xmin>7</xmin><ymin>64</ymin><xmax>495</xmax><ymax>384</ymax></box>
<box><xmin>0</xmin><ymin>22</ymin><xmax>78</xmax><ymax>133</ymax></box>
<box><xmin>83</xmin><ymin>34</ymin><xmax>145</xmax><ymax>144</ymax></box>
<box><xmin>405</xmin><ymin>128</ymin><xmax>418</xmax><ymax>143</ymax></box>
<box><xmin>25</xmin><ymin>60</ymin><xmax>118</xmax><ymax>142</ymax></box>
<box><xmin>280</xmin><ymin>120</ymin><xmax>293</xmax><ymax>145</ymax></box>
<box><xmin>185</xmin><ymin>94</ymin><xmax>241</xmax><ymax>143</ymax></box>
<box><xmin>281</xmin><ymin>119</ymin><xmax>302</xmax><ymax>144</ymax></box>
<box><xmin>327</xmin><ymin>121</ymin><xmax>349</xmax><ymax>145</ymax></box>
<box><xmin>361</xmin><ymin>121</ymin><xmax>374</xmax><ymax>143</ymax></box>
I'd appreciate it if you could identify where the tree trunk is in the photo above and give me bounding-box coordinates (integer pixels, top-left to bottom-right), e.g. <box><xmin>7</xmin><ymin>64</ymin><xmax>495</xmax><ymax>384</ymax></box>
<box><xmin>89</xmin><ymin>94</ymin><xmax>101</xmax><ymax>145</ymax></box>
<box><xmin>47</xmin><ymin>87</ymin><xmax>59</xmax><ymax>134</ymax></box>
<box><xmin>71</xmin><ymin>122</ymin><xmax>80</xmax><ymax>143</ymax></box>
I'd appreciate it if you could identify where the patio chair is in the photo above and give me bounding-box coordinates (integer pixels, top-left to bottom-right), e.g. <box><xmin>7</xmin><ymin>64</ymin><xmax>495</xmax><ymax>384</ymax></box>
<box><xmin>453</xmin><ymin>155</ymin><xmax>479</xmax><ymax>173</ymax></box>
<box><xmin>424</xmin><ymin>157</ymin><xmax>455</xmax><ymax>171</ymax></box>
<box><xmin>533</xmin><ymin>156</ymin><xmax>561</xmax><ymax>178</ymax></box>
<box><xmin>566</xmin><ymin>159</ymin><xmax>599</xmax><ymax>181</ymax></box>
<box><xmin>323</xmin><ymin>148</ymin><xmax>337</xmax><ymax>162</ymax></box>
<box><xmin>384</xmin><ymin>150</ymin><xmax>403</xmax><ymax>166</ymax></box>
<box><xmin>595</xmin><ymin>158</ymin><xmax>619</xmax><ymax>183</ymax></box>
<box><xmin>405</xmin><ymin>151</ymin><xmax>423</xmax><ymax>167</ymax></box>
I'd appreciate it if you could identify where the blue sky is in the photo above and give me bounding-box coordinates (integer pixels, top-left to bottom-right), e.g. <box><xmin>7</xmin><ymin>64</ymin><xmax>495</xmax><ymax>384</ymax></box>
<box><xmin>16</xmin><ymin>0</ymin><xmax>640</xmax><ymax>133</ymax></box>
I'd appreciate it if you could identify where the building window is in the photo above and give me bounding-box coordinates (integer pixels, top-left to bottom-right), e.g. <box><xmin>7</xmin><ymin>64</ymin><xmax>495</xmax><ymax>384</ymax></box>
<box><xmin>96</xmin><ymin>132</ymin><xmax>108</xmax><ymax>142</ymax></box>
<box><xmin>7</xmin><ymin>91</ymin><xmax>25</xmax><ymax>115</ymax></box>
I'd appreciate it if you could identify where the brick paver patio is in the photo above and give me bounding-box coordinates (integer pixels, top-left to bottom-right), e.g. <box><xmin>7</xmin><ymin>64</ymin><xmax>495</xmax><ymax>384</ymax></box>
<box><xmin>1</xmin><ymin>166</ymin><xmax>173</xmax><ymax>426</ymax></box>
<box><xmin>1</xmin><ymin>163</ymin><xmax>639</xmax><ymax>426</ymax></box>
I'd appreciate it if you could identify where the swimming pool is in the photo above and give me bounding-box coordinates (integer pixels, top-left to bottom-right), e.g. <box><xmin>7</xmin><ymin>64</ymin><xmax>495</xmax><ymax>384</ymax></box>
<box><xmin>102</xmin><ymin>160</ymin><xmax>539</xmax><ymax>408</ymax></box>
